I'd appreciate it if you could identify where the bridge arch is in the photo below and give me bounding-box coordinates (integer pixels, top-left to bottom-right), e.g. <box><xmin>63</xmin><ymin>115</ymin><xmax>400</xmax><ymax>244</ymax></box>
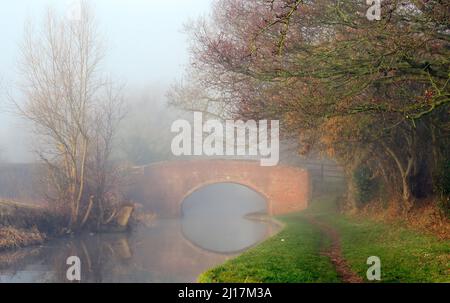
<box><xmin>179</xmin><ymin>180</ymin><xmax>271</xmax><ymax>216</ymax></box>
<box><xmin>180</xmin><ymin>182</ymin><xmax>271</xmax><ymax>254</ymax></box>
<box><xmin>128</xmin><ymin>160</ymin><xmax>310</xmax><ymax>217</ymax></box>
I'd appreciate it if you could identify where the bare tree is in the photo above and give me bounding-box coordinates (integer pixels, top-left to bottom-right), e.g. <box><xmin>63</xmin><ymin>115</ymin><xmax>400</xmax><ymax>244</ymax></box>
<box><xmin>16</xmin><ymin>3</ymin><xmax>125</xmax><ymax>231</ymax></box>
<box><xmin>86</xmin><ymin>82</ymin><xmax>126</xmax><ymax>229</ymax></box>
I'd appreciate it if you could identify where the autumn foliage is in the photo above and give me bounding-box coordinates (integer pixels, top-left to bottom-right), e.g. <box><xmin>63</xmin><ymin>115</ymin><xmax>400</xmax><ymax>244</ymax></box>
<box><xmin>171</xmin><ymin>0</ymin><xmax>449</xmax><ymax>215</ymax></box>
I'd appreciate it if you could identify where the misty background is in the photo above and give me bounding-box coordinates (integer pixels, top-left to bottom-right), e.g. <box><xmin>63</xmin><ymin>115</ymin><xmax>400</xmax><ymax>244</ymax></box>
<box><xmin>0</xmin><ymin>0</ymin><xmax>211</xmax><ymax>163</ymax></box>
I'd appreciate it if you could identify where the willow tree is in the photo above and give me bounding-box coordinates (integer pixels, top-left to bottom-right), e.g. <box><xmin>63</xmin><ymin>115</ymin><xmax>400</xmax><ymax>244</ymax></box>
<box><xmin>17</xmin><ymin>4</ymin><xmax>125</xmax><ymax>230</ymax></box>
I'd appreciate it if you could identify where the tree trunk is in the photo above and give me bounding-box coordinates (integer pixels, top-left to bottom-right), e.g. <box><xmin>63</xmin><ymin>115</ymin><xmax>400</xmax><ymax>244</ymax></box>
<box><xmin>383</xmin><ymin>143</ymin><xmax>415</xmax><ymax>212</ymax></box>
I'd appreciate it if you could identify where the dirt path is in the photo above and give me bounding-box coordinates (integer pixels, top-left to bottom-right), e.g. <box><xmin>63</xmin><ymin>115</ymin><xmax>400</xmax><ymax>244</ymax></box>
<box><xmin>305</xmin><ymin>216</ymin><xmax>364</xmax><ymax>283</ymax></box>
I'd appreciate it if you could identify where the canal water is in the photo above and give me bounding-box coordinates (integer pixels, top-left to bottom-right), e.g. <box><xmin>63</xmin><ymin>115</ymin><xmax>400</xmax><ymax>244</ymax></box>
<box><xmin>0</xmin><ymin>183</ymin><xmax>279</xmax><ymax>283</ymax></box>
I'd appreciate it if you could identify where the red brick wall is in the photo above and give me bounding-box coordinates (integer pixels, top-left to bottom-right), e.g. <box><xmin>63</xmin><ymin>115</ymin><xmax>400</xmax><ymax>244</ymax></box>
<box><xmin>128</xmin><ymin>160</ymin><xmax>310</xmax><ymax>217</ymax></box>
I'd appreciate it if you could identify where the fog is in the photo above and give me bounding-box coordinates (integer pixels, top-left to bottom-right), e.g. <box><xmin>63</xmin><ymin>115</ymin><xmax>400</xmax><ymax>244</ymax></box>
<box><xmin>182</xmin><ymin>183</ymin><xmax>270</xmax><ymax>253</ymax></box>
<box><xmin>0</xmin><ymin>0</ymin><xmax>447</xmax><ymax>284</ymax></box>
<box><xmin>0</xmin><ymin>0</ymin><xmax>211</xmax><ymax>162</ymax></box>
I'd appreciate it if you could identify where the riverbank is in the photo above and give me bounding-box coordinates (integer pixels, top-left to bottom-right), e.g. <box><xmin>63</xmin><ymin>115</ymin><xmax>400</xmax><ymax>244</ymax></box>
<box><xmin>0</xmin><ymin>200</ymin><xmax>136</xmax><ymax>252</ymax></box>
<box><xmin>198</xmin><ymin>196</ymin><xmax>450</xmax><ymax>283</ymax></box>
<box><xmin>0</xmin><ymin>227</ymin><xmax>46</xmax><ymax>251</ymax></box>
<box><xmin>0</xmin><ymin>200</ymin><xmax>61</xmax><ymax>252</ymax></box>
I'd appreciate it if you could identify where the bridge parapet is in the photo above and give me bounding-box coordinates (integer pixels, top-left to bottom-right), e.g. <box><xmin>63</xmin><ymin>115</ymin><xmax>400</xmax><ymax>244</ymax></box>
<box><xmin>127</xmin><ymin>160</ymin><xmax>310</xmax><ymax>217</ymax></box>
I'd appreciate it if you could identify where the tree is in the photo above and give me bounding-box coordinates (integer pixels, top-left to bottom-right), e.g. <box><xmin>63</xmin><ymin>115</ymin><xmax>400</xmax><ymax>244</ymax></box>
<box><xmin>16</xmin><ymin>3</ymin><xmax>125</xmax><ymax>231</ymax></box>
<box><xmin>171</xmin><ymin>0</ymin><xmax>449</xmax><ymax>212</ymax></box>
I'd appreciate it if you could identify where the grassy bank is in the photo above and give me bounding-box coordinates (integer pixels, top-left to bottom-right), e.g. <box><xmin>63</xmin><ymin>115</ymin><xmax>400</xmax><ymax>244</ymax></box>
<box><xmin>0</xmin><ymin>200</ymin><xmax>63</xmax><ymax>251</ymax></box>
<box><xmin>0</xmin><ymin>227</ymin><xmax>46</xmax><ymax>251</ymax></box>
<box><xmin>314</xmin><ymin>199</ymin><xmax>450</xmax><ymax>282</ymax></box>
<box><xmin>198</xmin><ymin>213</ymin><xmax>340</xmax><ymax>283</ymax></box>
<box><xmin>0</xmin><ymin>199</ymin><xmax>136</xmax><ymax>252</ymax></box>
<box><xmin>199</xmin><ymin>196</ymin><xmax>450</xmax><ymax>283</ymax></box>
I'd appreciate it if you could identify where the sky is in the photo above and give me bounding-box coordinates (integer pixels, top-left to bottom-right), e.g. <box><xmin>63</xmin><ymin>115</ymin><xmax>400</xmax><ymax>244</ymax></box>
<box><xmin>0</xmin><ymin>0</ymin><xmax>212</xmax><ymax>162</ymax></box>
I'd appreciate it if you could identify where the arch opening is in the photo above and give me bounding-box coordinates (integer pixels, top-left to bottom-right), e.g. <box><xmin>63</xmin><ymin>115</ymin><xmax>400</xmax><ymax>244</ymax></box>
<box><xmin>180</xmin><ymin>181</ymin><xmax>270</xmax><ymax>216</ymax></box>
<box><xmin>180</xmin><ymin>182</ymin><xmax>275</xmax><ymax>254</ymax></box>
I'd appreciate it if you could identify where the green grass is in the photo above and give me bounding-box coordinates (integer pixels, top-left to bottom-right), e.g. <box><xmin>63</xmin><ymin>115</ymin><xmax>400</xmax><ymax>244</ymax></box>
<box><xmin>334</xmin><ymin>217</ymin><xmax>449</xmax><ymax>282</ymax></box>
<box><xmin>199</xmin><ymin>196</ymin><xmax>450</xmax><ymax>283</ymax></box>
<box><xmin>308</xmin><ymin>197</ymin><xmax>450</xmax><ymax>283</ymax></box>
<box><xmin>198</xmin><ymin>214</ymin><xmax>340</xmax><ymax>283</ymax></box>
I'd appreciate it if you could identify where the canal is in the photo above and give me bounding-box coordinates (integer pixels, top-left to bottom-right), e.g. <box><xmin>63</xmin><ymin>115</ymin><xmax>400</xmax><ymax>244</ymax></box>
<box><xmin>0</xmin><ymin>183</ymin><xmax>280</xmax><ymax>282</ymax></box>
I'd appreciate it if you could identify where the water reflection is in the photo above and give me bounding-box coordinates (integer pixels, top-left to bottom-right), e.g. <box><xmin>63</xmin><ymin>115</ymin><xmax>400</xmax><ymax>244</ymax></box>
<box><xmin>0</xmin><ymin>183</ymin><xmax>279</xmax><ymax>283</ymax></box>
<box><xmin>181</xmin><ymin>183</ymin><xmax>276</xmax><ymax>253</ymax></box>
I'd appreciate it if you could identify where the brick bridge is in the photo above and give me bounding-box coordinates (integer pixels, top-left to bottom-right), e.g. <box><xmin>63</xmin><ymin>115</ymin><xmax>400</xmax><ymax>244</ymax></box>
<box><xmin>128</xmin><ymin>160</ymin><xmax>310</xmax><ymax>217</ymax></box>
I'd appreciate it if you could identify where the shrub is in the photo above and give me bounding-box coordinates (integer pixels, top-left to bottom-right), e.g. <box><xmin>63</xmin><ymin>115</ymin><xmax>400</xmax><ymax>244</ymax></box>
<box><xmin>434</xmin><ymin>159</ymin><xmax>450</xmax><ymax>217</ymax></box>
<box><xmin>353</xmin><ymin>166</ymin><xmax>379</xmax><ymax>206</ymax></box>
